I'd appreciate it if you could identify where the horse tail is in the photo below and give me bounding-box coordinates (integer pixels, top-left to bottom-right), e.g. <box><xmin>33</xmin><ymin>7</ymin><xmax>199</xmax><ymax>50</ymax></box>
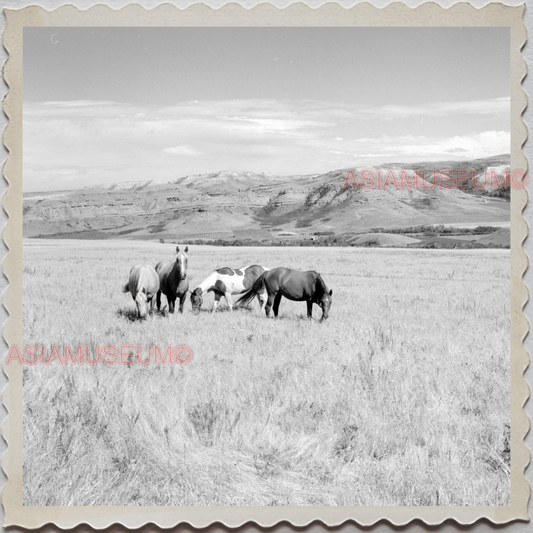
<box><xmin>122</xmin><ymin>281</ymin><xmax>130</xmax><ymax>293</ymax></box>
<box><xmin>237</xmin><ymin>272</ymin><xmax>267</xmax><ymax>307</ymax></box>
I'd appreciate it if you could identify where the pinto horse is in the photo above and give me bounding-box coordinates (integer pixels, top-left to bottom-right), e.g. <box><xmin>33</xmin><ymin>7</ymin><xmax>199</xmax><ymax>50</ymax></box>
<box><xmin>237</xmin><ymin>267</ymin><xmax>332</xmax><ymax>321</ymax></box>
<box><xmin>155</xmin><ymin>246</ymin><xmax>189</xmax><ymax>314</ymax></box>
<box><xmin>190</xmin><ymin>264</ymin><xmax>269</xmax><ymax>314</ymax></box>
<box><xmin>122</xmin><ymin>264</ymin><xmax>160</xmax><ymax>319</ymax></box>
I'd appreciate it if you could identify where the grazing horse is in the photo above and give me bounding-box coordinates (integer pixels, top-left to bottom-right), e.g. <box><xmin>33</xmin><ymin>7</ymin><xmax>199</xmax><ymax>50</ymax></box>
<box><xmin>122</xmin><ymin>264</ymin><xmax>160</xmax><ymax>319</ymax></box>
<box><xmin>190</xmin><ymin>265</ymin><xmax>269</xmax><ymax>314</ymax></box>
<box><xmin>155</xmin><ymin>246</ymin><xmax>189</xmax><ymax>314</ymax></box>
<box><xmin>237</xmin><ymin>267</ymin><xmax>332</xmax><ymax>321</ymax></box>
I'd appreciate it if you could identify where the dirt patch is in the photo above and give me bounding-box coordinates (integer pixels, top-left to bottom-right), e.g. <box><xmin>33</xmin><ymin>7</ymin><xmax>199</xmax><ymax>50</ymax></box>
<box><xmin>476</xmin><ymin>228</ymin><xmax>511</xmax><ymax>247</ymax></box>
<box><xmin>349</xmin><ymin>233</ymin><xmax>420</xmax><ymax>246</ymax></box>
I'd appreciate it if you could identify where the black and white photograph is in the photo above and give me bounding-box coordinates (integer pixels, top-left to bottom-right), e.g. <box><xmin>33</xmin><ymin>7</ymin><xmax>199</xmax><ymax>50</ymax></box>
<box><xmin>2</xmin><ymin>1</ymin><xmax>529</xmax><ymax>527</ymax></box>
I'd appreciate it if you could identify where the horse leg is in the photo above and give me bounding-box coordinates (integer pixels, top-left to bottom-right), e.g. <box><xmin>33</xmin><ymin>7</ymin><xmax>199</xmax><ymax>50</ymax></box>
<box><xmin>306</xmin><ymin>300</ymin><xmax>313</xmax><ymax>319</ymax></box>
<box><xmin>213</xmin><ymin>293</ymin><xmax>221</xmax><ymax>312</ymax></box>
<box><xmin>272</xmin><ymin>293</ymin><xmax>282</xmax><ymax>317</ymax></box>
<box><xmin>156</xmin><ymin>290</ymin><xmax>162</xmax><ymax>312</ymax></box>
<box><xmin>169</xmin><ymin>297</ymin><xmax>175</xmax><ymax>314</ymax></box>
<box><xmin>178</xmin><ymin>292</ymin><xmax>186</xmax><ymax>313</ymax></box>
<box><xmin>225</xmin><ymin>292</ymin><xmax>233</xmax><ymax>311</ymax></box>
<box><xmin>257</xmin><ymin>291</ymin><xmax>267</xmax><ymax>312</ymax></box>
<box><xmin>265</xmin><ymin>293</ymin><xmax>275</xmax><ymax>317</ymax></box>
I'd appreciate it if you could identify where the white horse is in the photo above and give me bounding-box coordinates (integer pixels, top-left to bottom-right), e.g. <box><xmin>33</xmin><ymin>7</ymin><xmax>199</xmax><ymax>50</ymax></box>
<box><xmin>190</xmin><ymin>264</ymin><xmax>269</xmax><ymax>313</ymax></box>
<box><xmin>122</xmin><ymin>264</ymin><xmax>160</xmax><ymax>319</ymax></box>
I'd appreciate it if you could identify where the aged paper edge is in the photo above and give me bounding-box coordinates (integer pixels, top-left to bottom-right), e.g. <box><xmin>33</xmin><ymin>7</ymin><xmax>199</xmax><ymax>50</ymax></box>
<box><xmin>1</xmin><ymin>1</ymin><xmax>529</xmax><ymax>529</ymax></box>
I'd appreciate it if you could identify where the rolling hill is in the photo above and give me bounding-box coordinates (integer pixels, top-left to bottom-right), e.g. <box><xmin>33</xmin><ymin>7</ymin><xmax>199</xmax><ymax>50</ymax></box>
<box><xmin>23</xmin><ymin>155</ymin><xmax>511</xmax><ymax>242</ymax></box>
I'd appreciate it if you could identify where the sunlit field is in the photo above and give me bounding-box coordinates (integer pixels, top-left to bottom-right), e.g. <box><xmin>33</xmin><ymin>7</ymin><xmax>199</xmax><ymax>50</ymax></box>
<box><xmin>22</xmin><ymin>239</ymin><xmax>510</xmax><ymax>506</ymax></box>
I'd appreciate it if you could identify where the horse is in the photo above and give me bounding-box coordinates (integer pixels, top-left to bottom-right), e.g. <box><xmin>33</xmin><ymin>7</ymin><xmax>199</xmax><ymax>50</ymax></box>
<box><xmin>155</xmin><ymin>246</ymin><xmax>189</xmax><ymax>314</ymax></box>
<box><xmin>122</xmin><ymin>264</ymin><xmax>160</xmax><ymax>319</ymax></box>
<box><xmin>190</xmin><ymin>264</ymin><xmax>269</xmax><ymax>314</ymax></box>
<box><xmin>236</xmin><ymin>267</ymin><xmax>332</xmax><ymax>321</ymax></box>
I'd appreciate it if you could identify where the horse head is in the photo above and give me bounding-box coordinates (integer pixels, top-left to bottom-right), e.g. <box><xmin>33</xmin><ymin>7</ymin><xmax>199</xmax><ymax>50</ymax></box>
<box><xmin>175</xmin><ymin>245</ymin><xmax>189</xmax><ymax>281</ymax></box>
<box><xmin>190</xmin><ymin>287</ymin><xmax>203</xmax><ymax>315</ymax></box>
<box><xmin>135</xmin><ymin>289</ymin><xmax>148</xmax><ymax>319</ymax></box>
<box><xmin>316</xmin><ymin>276</ymin><xmax>332</xmax><ymax>321</ymax></box>
<box><xmin>319</xmin><ymin>289</ymin><xmax>333</xmax><ymax>321</ymax></box>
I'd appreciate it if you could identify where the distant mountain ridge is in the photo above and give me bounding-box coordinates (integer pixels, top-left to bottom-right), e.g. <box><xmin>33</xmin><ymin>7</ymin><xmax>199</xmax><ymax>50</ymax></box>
<box><xmin>23</xmin><ymin>154</ymin><xmax>511</xmax><ymax>241</ymax></box>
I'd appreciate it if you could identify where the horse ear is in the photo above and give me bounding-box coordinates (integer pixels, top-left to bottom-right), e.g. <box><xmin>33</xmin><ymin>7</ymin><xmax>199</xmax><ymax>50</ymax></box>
<box><xmin>329</xmin><ymin>289</ymin><xmax>333</xmax><ymax>296</ymax></box>
<box><xmin>176</xmin><ymin>245</ymin><xmax>180</xmax><ymax>253</ymax></box>
<box><xmin>185</xmin><ymin>246</ymin><xmax>189</xmax><ymax>253</ymax></box>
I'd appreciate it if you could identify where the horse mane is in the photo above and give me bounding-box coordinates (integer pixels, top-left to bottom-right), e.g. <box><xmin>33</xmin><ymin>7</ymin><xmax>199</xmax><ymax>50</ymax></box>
<box><xmin>315</xmin><ymin>274</ymin><xmax>328</xmax><ymax>298</ymax></box>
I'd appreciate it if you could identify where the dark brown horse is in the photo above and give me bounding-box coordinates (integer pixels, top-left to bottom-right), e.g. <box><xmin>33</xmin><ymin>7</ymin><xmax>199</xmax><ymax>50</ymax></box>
<box><xmin>155</xmin><ymin>246</ymin><xmax>189</xmax><ymax>314</ymax></box>
<box><xmin>237</xmin><ymin>267</ymin><xmax>332</xmax><ymax>321</ymax></box>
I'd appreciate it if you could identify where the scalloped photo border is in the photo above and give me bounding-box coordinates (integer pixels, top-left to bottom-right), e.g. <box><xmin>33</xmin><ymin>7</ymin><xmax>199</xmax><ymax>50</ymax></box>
<box><xmin>2</xmin><ymin>2</ymin><xmax>529</xmax><ymax>529</ymax></box>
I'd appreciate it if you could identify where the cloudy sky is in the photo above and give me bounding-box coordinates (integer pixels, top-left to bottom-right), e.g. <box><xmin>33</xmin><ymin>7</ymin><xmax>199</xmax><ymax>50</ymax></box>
<box><xmin>23</xmin><ymin>27</ymin><xmax>510</xmax><ymax>191</ymax></box>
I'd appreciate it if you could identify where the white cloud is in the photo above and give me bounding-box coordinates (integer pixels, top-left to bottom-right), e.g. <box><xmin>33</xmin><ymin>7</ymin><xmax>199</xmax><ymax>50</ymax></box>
<box><xmin>43</xmin><ymin>100</ymin><xmax>117</xmax><ymax>107</ymax></box>
<box><xmin>163</xmin><ymin>146</ymin><xmax>201</xmax><ymax>156</ymax></box>
<box><xmin>23</xmin><ymin>98</ymin><xmax>511</xmax><ymax>190</ymax></box>
<box><xmin>357</xmin><ymin>97</ymin><xmax>510</xmax><ymax>120</ymax></box>
<box><xmin>347</xmin><ymin>131</ymin><xmax>510</xmax><ymax>162</ymax></box>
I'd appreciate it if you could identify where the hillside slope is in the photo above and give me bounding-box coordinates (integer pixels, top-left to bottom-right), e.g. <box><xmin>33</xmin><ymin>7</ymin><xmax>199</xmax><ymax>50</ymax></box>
<box><xmin>23</xmin><ymin>155</ymin><xmax>510</xmax><ymax>241</ymax></box>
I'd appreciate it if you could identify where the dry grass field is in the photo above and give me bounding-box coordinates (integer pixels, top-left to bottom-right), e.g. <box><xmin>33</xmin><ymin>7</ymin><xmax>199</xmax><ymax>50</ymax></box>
<box><xmin>22</xmin><ymin>239</ymin><xmax>510</xmax><ymax>506</ymax></box>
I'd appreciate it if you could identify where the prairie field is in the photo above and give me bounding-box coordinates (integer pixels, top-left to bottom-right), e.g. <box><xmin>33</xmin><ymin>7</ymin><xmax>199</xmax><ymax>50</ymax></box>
<box><xmin>22</xmin><ymin>239</ymin><xmax>511</xmax><ymax>506</ymax></box>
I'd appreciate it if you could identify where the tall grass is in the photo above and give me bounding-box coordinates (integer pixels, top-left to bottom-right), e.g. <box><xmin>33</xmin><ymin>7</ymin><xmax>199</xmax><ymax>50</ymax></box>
<box><xmin>22</xmin><ymin>240</ymin><xmax>510</xmax><ymax>505</ymax></box>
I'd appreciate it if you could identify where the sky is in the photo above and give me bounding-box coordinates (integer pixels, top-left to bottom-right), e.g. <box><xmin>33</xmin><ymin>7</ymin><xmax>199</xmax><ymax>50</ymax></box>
<box><xmin>23</xmin><ymin>27</ymin><xmax>510</xmax><ymax>191</ymax></box>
